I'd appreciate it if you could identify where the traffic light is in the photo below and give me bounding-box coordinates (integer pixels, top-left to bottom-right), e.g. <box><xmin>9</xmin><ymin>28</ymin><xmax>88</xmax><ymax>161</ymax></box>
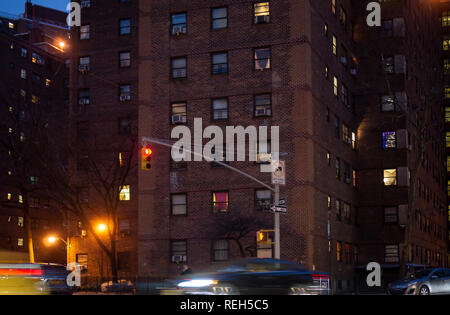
<box><xmin>256</xmin><ymin>230</ymin><xmax>274</xmax><ymax>245</ymax></box>
<box><xmin>141</xmin><ymin>146</ymin><xmax>153</xmax><ymax>170</ymax></box>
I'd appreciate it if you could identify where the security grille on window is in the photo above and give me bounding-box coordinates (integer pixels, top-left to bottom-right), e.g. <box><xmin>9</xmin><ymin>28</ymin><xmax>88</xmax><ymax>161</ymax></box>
<box><xmin>254</xmin><ymin>2</ymin><xmax>270</xmax><ymax>24</ymax></box>
<box><xmin>212</xmin><ymin>7</ymin><xmax>227</xmax><ymax>29</ymax></box>
<box><xmin>80</xmin><ymin>25</ymin><xmax>90</xmax><ymax>40</ymax></box>
<box><xmin>213</xmin><ymin>240</ymin><xmax>229</xmax><ymax>261</ymax></box>
<box><xmin>119</xmin><ymin>85</ymin><xmax>131</xmax><ymax>101</ymax></box>
<box><xmin>212</xmin><ymin>52</ymin><xmax>228</xmax><ymax>75</ymax></box>
<box><xmin>171</xmin><ymin>102</ymin><xmax>187</xmax><ymax>124</ymax></box>
<box><xmin>171</xmin><ymin>13</ymin><xmax>187</xmax><ymax>35</ymax></box>
<box><xmin>254</xmin><ymin>48</ymin><xmax>271</xmax><ymax>70</ymax></box>
<box><xmin>254</xmin><ymin>94</ymin><xmax>272</xmax><ymax>117</ymax></box>
<box><xmin>212</xmin><ymin>98</ymin><xmax>228</xmax><ymax>120</ymax></box>
<box><xmin>255</xmin><ymin>189</ymin><xmax>272</xmax><ymax>212</ymax></box>
<box><xmin>171</xmin><ymin>194</ymin><xmax>187</xmax><ymax>216</ymax></box>
<box><xmin>119</xmin><ymin>19</ymin><xmax>131</xmax><ymax>35</ymax></box>
<box><xmin>213</xmin><ymin>192</ymin><xmax>229</xmax><ymax>213</ymax></box>
<box><xmin>383</xmin><ymin>131</ymin><xmax>396</xmax><ymax>149</ymax></box>
<box><xmin>171</xmin><ymin>57</ymin><xmax>187</xmax><ymax>78</ymax></box>
<box><xmin>119</xmin><ymin>52</ymin><xmax>131</xmax><ymax>67</ymax></box>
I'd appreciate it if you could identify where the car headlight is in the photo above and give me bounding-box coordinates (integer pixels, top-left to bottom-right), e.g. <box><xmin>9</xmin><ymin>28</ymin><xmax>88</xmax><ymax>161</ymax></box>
<box><xmin>178</xmin><ymin>279</ymin><xmax>219</xmax><ymax>288</ymax></box>
<box><xmin>408</xmin><ymin>282</ymin><xmax>418</xmax><ymax>289</ymax></box>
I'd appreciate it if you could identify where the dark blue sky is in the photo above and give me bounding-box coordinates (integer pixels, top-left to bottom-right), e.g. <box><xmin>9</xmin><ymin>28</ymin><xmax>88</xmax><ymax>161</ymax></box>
<box><xmin>0</xmin><ymin>1</ymin><xmax>69</xmax><ymax>16</ymax></box>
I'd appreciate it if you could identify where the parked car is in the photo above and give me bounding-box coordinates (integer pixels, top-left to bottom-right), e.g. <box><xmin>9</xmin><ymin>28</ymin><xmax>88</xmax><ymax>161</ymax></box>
<box><xmin>387</xmin><ymin>268</ymin><xmax>450</xmax><ymax>295</ymax></box>
<box><xmin>0</xmin><ymin>263</ymin><xmax>72</xmax><ymax>295</ymax></box>
<box><xmin>101</xmin><ymin>279</ymin><xmax>134</xmax><ymax>293</ymax></box>
<box><xmin>166</xmin><ymin>258</ymin><xmax>330</xmax><ymax>295</ymax></box>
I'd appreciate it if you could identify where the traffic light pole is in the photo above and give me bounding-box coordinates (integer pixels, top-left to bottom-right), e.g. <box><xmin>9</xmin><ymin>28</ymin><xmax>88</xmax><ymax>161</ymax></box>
<box><xmin>274</xmin><ymin>184</ymin><xmax>280</xmax><ymax>259</ymax></box>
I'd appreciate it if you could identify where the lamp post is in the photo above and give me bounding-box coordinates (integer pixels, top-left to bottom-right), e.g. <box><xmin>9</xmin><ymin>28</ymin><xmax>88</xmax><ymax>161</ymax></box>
<box><xmin>47</xmin><ymin>235</ymin><xmax>70</xmax><ymax>265</ymax></box>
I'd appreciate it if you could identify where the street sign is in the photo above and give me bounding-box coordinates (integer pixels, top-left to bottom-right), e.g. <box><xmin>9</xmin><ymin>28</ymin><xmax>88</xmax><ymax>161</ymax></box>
<box><xmin>271</xmin><ymin>160</ymin><xmax>286</xmax><ymax>185</ymax></box>
<box><xmin>271</xmin><ymin>205</ymin><xmax>287</xmax><ymax>213</ymax></box>
<box><xmin>278</xmin><ymin>198</ymin><xmax>286</xmax><ymax>206</ymax></box>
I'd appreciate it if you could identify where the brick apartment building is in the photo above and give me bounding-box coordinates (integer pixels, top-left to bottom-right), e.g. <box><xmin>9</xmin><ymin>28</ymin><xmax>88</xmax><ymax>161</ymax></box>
<box><xmin>441</xmin><ymin>0</ymin><xmax>450</xmax><ymax>267</ymax></box>
<box><xmin>0</xmin><ymin>2</ymin><xmax>69</xmax><ymax>264</ymax></box>
<box><xmin>68</xmin><ymin>0</ymin><xmax>448</xmax><ymax>292</ymax></box>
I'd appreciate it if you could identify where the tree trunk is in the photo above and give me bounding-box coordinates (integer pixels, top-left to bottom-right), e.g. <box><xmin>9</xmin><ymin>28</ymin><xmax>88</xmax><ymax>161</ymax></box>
<box><xmin>25</xmin><ymin>214</ymin><xmax>35</xmax><ymax>263</ymax></box>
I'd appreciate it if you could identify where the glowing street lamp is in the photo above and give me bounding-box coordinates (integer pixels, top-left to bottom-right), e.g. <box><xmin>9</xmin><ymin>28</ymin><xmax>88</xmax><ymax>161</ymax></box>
<box><xmin>97</xmin><ymin>223</ymin><xmax>107</xmax><ymax>232</ymax></box>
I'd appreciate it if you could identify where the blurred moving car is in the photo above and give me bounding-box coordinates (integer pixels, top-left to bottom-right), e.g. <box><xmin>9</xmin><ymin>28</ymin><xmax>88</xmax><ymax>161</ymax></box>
<box><xmin>0</xmin><ymin>263</ymin><xmax>72</xmax><ymax>295</ymax></box>
<box><xmin>167</xmin><ymin>258</ymin><xmax>330</xmax><ymax>295</ymax></box>
<box><xmin>387</xmin><ymin>268</ymin><xmax>450</xmax><ymax>295</ymax></box>
<box><xmin>101</xmin><ymin>279</ymin><xmax>134</xmax><ymax>293</ymax></box>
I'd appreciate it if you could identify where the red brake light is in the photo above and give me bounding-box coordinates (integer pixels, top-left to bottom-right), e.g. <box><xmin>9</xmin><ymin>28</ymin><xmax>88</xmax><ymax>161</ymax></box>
<box><xmin>312</xmin><ymin>274</ymin><xmax>329</xmax><ymax>280</ymax></box>
<box><xmin>0</xmin><ymin>268</ymin><xmax>44</xmax><ymax>277</ymax></box>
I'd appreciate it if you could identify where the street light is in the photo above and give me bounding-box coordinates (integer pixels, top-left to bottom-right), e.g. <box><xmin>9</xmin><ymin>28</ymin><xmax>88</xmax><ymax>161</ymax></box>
<box><xmin>97</xmin><ymin>223</ymin><xmax>107</xmax><ymax>232</ymax></box>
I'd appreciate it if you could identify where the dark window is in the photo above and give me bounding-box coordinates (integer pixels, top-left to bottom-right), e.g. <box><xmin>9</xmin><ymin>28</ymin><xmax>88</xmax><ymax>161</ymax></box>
<box><xmin>117</xmin><ymin>251</ymin><xmax>130</xmax><ymax>270</ymax></box>
<box><xmin>255</xmin><ymin>189</ymin><xmax>272</xmax><ymax>212</ymax></box>
<box><xmin>119</xmin><ymin>51</ymin><xmax>131</xmax><ymax>67</ymax></box>
<box><xmin>213</xmin><ymin>240</ymin><xmax>229</xmax><ymax>261</ymax></box>
<box><xmin>171</xmin><ymin>13</ymin><xmax>187</xmax><ymax>35</ymax></box>
<box><xmin>212</xmin><ymin>98</ymin><xmax>228</xmax><ymax>120</ymax></box>
<box><xmin>119</xmin><ymin>85</ymin><xmax>131</xmax><ymax>101</ymax></box>
<box><xmin>212</xmin><ymin>52</ymin><xmax>228</xmax><ymax>74</ymax></box>
<box><xmin>171</xmin><ymin>240</ymin><xmax>187</xmax><ymax>263</ymax></box>
<box><xmin>212</xmin><ymin>7</ymin><xmax>227</xmax><ymax>29</ymax></box>
<box><xmin>118</xmin><ymin>117</ymin><xmax>131</xmax><ymax>134</ymax></box>
<box><xmin>119</xmin><ymin>19</ymin><xmax>131</xmax><ymax>35</ymax></box>
<box><xmin>171</xmin><ymin>194</ymin><xmax>187</xmax><ymax>216</ymax></box>
<box><xmin>171</xmin><ymin>57</ymin><xmax>187</xmax><ymax>78</ymax></box>
<box><xmin>254</xmin><ymin>94</ymin><xmax>272</xmax><ymax>117</ymax></box>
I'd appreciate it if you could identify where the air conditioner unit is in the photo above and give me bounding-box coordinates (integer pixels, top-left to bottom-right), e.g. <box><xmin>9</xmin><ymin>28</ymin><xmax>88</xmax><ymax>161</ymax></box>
<box><xmin>172</xmin><ymin>114</ymin><xmax>186</xmax><ymax>124</ymax></box>
<box><xmin>255</xmin><ymin>15</ymin><xmax>270</xmax><ymax>24</ymax></box>
<box><xmin>172</xmin><ymin>25</ymin><xmax>186</xmax><ymax>35</ymax></box>
<box><xmin>120</xmin><ymin>94</ymin><xmax>131</xmax><ymax>102</ymax></box>
<box><xmin>350</xmin><ymin>68</ymin><xmax>357</xmax><ymax>76</ymax></box>
<box><xmin>255</xmin><ymin>108</ymin><xmax>270</xmax><ymax>117</ymax></box>
<box><xmin>78</xmin><ymin>98</ymin><xmax>89</xmax><ymax>105</ymax></box>
<box><xmin>172</xmin><ymin>255</ymin><xmax>187</xmax><ymax>263</ymax></box>
<box><xmin>78</xmin><ymin>64</ymin><xmax>90</xmax><ymax>72</ymax></box>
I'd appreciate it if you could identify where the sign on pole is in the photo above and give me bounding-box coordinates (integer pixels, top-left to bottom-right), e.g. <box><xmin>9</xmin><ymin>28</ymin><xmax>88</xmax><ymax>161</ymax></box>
<box><xmin>271</xmin><ymin>160</ymin><xmax>286</xmax><ymax>185</ymax></box>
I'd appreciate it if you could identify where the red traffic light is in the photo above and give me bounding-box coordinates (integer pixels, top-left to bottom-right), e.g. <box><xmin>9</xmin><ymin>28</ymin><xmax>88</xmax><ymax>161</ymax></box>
<box><xmin>142</xmin><ymin>146</ymin><xmax>153</xmax><ymax>170</ymax></box>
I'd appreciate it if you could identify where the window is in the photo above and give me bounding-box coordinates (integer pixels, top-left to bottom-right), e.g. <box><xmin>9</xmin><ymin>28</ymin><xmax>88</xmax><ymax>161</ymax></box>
<box><xmin>212</xmin><ymin>7</ymin><xmax>227</xmax><ymax>29</ymax></box>
<box><xmin>383</xmin><ymin>132</ymin><xmax>396</xmax><ymax>149</ymax></box>
<box><xmin>254</xmin><ymin>48</ymin><xmax>271</xmax><ymax>70</ymax></box>
<box><xmin>171</xmin><ymin>13</ymin><xmax>187</xmax><ymax>35</ymax></box>
<box><xmin>343</xmin><ymin>163</ymin><xmax>351</xmax><ymax>184</ymax></box>
<box><xmin>118</xmin><ymin>252</ymin><xmax>130</xmax><ymax>270</ymax></box>
<box><xmin>171</xmin><ymin>57</ymin><xmax>187</xmax><ymax>78</ymax></box>
<box><xmin>334</xmin><ymin>116</ymin><xmax>340</xmax><ymax>138</ymax></box>
<box><xmin>119</xmin><ymin>219</ymin><xmax>130</xmax><ymax>237</ymax></box>
<box><xmin>336</xmin><ymin>199</ymin><xmax>341</xmax><ymax>220</ymax></box>
<box><xmin>253</xmin><ymin>2</ymin><xmax>270</xmax><ymax>24</ymax></box>
<box><xmin>32</xmin><ymin>72</ymin><xmax>41</xmax><ymax>85</ymax></box>
<box><xmin>342</xmin><ymin>124</ymin><xmax>350</xmax><ymax>144</ymax></box>
<box><xmin>18</xmin><ymin>217</ymin><xmax>24</xmax><ymax>227</ymax></box>
<box><xmin>32</xmin><ymin>52</ymin><xmax>44</xmax><ymax>64</ymax></box>
<box><xmin>118</xmin><ymin>151</ymin><xmax>130</xmax><ymax>168</ymax></box>
<box><xmin>335</xmin><ymin>158</ymin><xmax>340</xmax><ymax>180</ymax></box>
<box><xmin>341</xmin><ymin>84</ymin><xmax>348</xmax><ymax>106</ymax></box>
<box><xmin>18</xmin><ymin>238</ymin><xmax>24</xmax><ymax>247</ymax></box>
<box><xmin>337</xmin><ymin>241</ymin><xmax>342</xmax><ymax>262</ymax></box>
<box><xmin>76</xmin><ymin>254</ymin><xmax>88</xmax><ymax>269</ymax></box>
<box><xmin>80</xmin><ymin>25</ymin><xmax>90</xmax><ymax>39</ymax></box>
<box><xmin>382</xmin><ymin>56</ymin><xmax>394</xmax><ymax>73</ymax></box>
<box><xmin>331</xmin><ymin>0</ymin><xmax>336</xmax><ymax>15</ymax></box>
<box><xmin>383</xmin><ymin>169</ymin><xmax>397</xmax><ymax>186</ymax></box>
<box><xmin>384</xmin><ymin>207</ymin><xmax>398</xmax><ymax>224</ymax></box>
<box><xmin>171</xmin><ymin>194</ymin><xmax>187</xmax><ymax>216</ymax></box>
<box><xmin>333</xmin><ymin>76</ymin><xmax>338</xmax><ymax>96</ymax></box>
<box><xmin>79</xmin><ymin>56</ymin><xmax>90</xmax><ymax>72</ymax></box>
<box><xmin>443</xmin><ymin>11</ymin><xmax>450</xmax><ymax>27</ymax></box>
<box><xmin>381</xmin><ymin>95</ymin><xmax>395</xmax><ymax>112</ymax></box>
<box><xmin>119</xmin><ymin>19</ymin><xmax>131</xmax><ymax>35</ymax></box>
<box><xmin>382</xmin><ymin>20</ymin><xmax>393</xmax><ymax>37</ymax></box>
<box><xmin>339</xmin><ymin>7</ymin><xmax>347</xmax><ymax>28</ymax></box>
<box><xmin>119</xmin><ymin>85</ymin><xmax>131</xmax><ymax>101</ymax></box>
<box><xmin>212</xmin><ymin>52</ymin><xmax>228</xmax><ymax>75</ymax></box>
<box><xmin>212</xmin><ymin>98</ymin><xmax>228</xmax><ymax>120</ymax></box>
<box><xmin>332</xmin><ymin>35</ymin><xmax>337</xmax><ymax>56</ymax></box>
<box><xmin>445</xmin><ymin>59</ymin><xmax>450</xmax><ymax>75</ymax></box>
<box><xmin>255</xmin><ymin>189</ymin><xmax>272</xmax><ymax>212</ymax></box>
<box><xmin>254</xmin><ymin>94</ymin><xmax>272</xmax><ymax>117</ymax></box>
<box><xmin>343</xmin><ymin>202</ymin><xmax>351</xmax><ymax>222</ymax></box>
<box><xmin>118</xmin><ymin>117</ymin><xmax>131</xmax><ymax>134</ymax></box>
<box><xmin>385</xmin><ymin>244</ymin><xmax>399</xmax><ymax>263</ymax></box>
<box><xmin>171</xmin><ymin>240</ymin><xmax>187</xmax><ymax>262</ymax></box>
<box><xmin>344</xmin><ymin>243</ymin><xmax>351</xmax><ymax>264</ymax></box>
<box><xmin>20</xmin><ymin>69</ymin><xmax>27</xmax><ymax>79</ymax></box>
<box><xmin>119</xmin><ymin>52</ymin><xmax>131</xmax><ymax>68</ymax></box>
<box><xmin>78</xmin><ymin>89</ymin><xmax>90</xmax><ymax>105</ymax></box>
<box><xmin>31</xmin><ymin>95</ymin><xmax>40</xmax><ymax>104</ymax></box>
<box><xmin>171</xmin><ymin>102</ymin><xmax>187</xmax><ymax>124</ymax></box>
<box><xmin>445</xmin><ymin>86</ymin><xmax>450</xmax><ymax>99</ymax></box>
<box><xmin>21</xmin><ymin>48</ymin><xmax>27</xmax><ymax>58</ymax></box>
<box><xmin>119</xmin><ymin>185</ymin><xmax>130</xmax><ymax>201</ymax></box>
<box><xmin>213</xmin><ymin>240</ymin><xmax>229</xmax><ymax>261</ymax></box>
<box><xmin>213</xmin><ymin>191</ymin><xmax>229</xmax><ymax>213</ymax></box>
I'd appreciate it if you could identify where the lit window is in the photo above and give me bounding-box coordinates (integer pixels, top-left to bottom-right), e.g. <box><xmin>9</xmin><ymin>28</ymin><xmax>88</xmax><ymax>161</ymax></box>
<box><xmin>337</xmin><ymin>241</ymin><xmax>342</xmax><ymax>262</ymax></box>
<box><xmin>254</xmin><ymin>48</ymin><xmax>271</xmax><ymax>70</ymax></box>
<box><xmin>213</xmin><ymin>191</ymin><xmax>229</xmax><ymax>213</ymax></box>
<box><xmin>8</xmin><ymin>22</ymin><xmax>14</xmax><ymax>29</ymax></box>
<box><xmin>383</xmin><ymin>131</ymin><xmax>396</xmax><ymax>149</ymax></box>
<box><xmin>119</xmin><ymin>51</ymin><xmax>131</xmax><ymax>67</ymax></box>
<box><xmin>45</xmin><ymin>79</ymin><xmax>51</xmax><ymax>87</ymax></box>
<box><xmin>119</xmin><ymin>185</ymin><xmax>130</xmax><ymax>201</ymax></box>
<box><xmin>254</xmin><ymin>2</ymin><xmax>270</xmax><ymax>24</ymax></box>
<box><xmin>332</xmin><ymin>35</ymin><xmax>337</xmax><ymax>55</ymax></box>
<box><xmin>254</xmin><ymin>94</ymin><xmax>272</xmax><ymax>117</ymax></box>
<box><xmin>443</xmin><ymin>11</ymin><xmax>450</xmax><ymax>27</ymax></box>
<box><xmin>381</xmin><ymin>95</ymin><xmax>395</xmax><ymax>112</ymax></box>
<box><xmin>32</xmin><ymin>53</ymin><xmax>44</xmax><ymax>64</ymax></box>
<box><xmin>80</xmin><ymin>24</ymin><xmax>90</xmax><ymax>40</ymax></box>
<box><xmin>18</xmin><ymin>238</ymin><xmax>24</xmax><ymax>247</ymax></box>
<box><xmin>444</xmin><ymin>36</ymin><xmax>450</xmax><ymax>51</ymax></box>
<box><xmin>18</xmin><ymin>217</ymin><xmax>24</xmax><ymax>227</ymax></box>
<box><xmin>333</xmin><ymin>76</ymin><xmax>338</xmax><ymax>96</ymax></box>
<box><xmin>171</xmin><ymin>102</ymin><xmax>187</xmax><ymax>124</ymax></box>
<box><xmin>445</xmin><ymin>86</ymin><xmax>450</xmax><ymax>99</ymax></box>
<box><xmin>20</xmin><ymin>69</ymin><xmax>27</xmax><ymax>79</ymax></box>
<box><xmin>18</xmin><ymin>195</ymin><xmax>23</xmax><ymax>204</ymax></box>
<box><xmin>171</xmin><ymin>13</ymin><xmax>187</xmax><ymax>35</ymax></box>
<box><xmin>31</xmin><ymin>95</ymin><xmax>40</xmax><ymax>104</ymax></box>
<box><xmin>383</xmin><ymin>169</ymin><xmax>397</xmax><ymax>186</ymax></box>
